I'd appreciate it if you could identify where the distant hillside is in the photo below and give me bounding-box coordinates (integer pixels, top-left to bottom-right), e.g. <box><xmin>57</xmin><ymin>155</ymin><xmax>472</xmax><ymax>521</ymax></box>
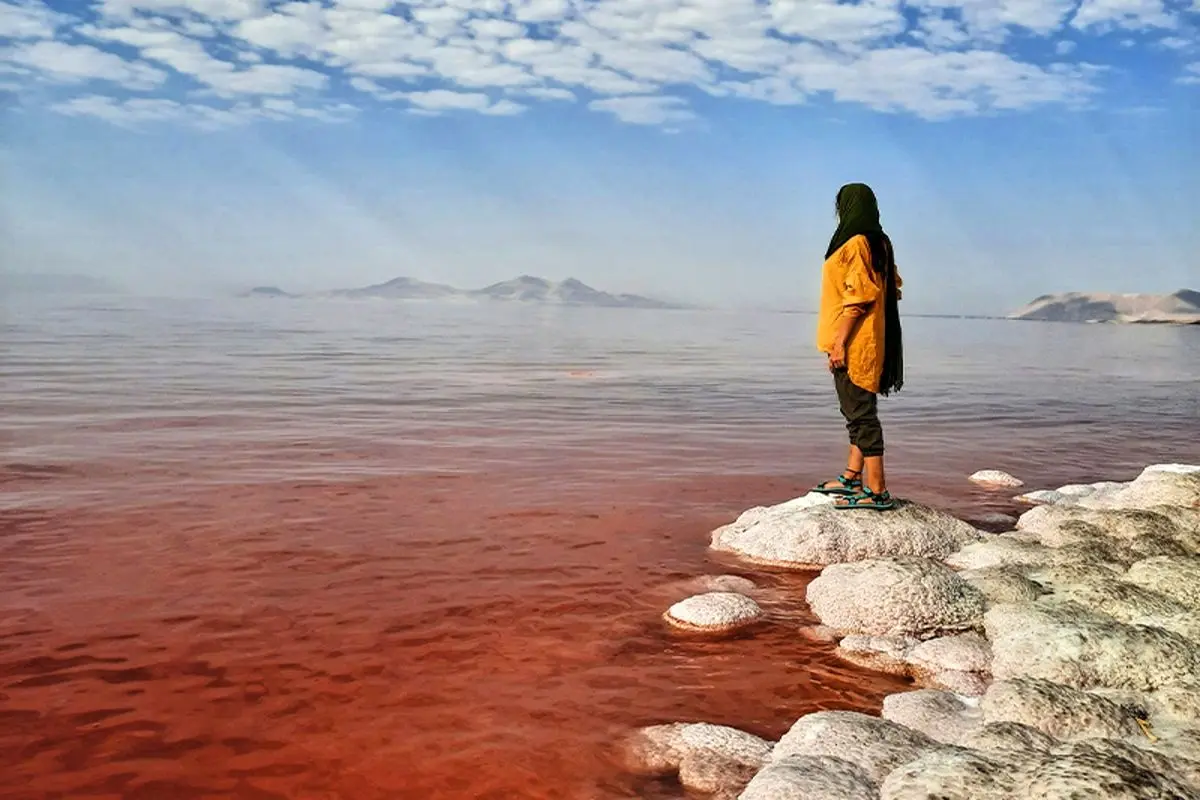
<box><xmin>1</xmin><ymin>272</ymin><xmax>123</xmax><ymax>294</ymax></box>
<box><xmin>247</xmin><ymin>275</ymin><xmax>684</xmax><ymax>309</ymax></box>
<box><xmin>331</xmin><ymin>276</ymin><xmax>460</xmax><ymax>300</ymax></box>
<box><xmin>471</xmin><ymin>276</ymin><xmax>678</xmax><ymax>308</ymax></box>
<box><xmin>242</xmin><ymin>286</ymin><xmax>297</xmax><ymax>298</ymax></box>
<box><xmin>1010</xmin><ymin>290</ymin><xmax>1200</xmax><ymax>325</ymax></box>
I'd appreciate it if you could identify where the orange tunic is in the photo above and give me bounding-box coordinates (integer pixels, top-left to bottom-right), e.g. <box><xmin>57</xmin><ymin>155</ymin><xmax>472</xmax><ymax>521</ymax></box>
<box><xmin>815</xmin><ymin>235</ymin><xmax>902</xmax><ymax>394</ymax></box>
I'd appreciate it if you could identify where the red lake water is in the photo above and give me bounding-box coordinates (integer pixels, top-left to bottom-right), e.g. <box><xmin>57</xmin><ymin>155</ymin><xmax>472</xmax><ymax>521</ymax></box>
<box><xmin>2</xmin><ymin>297</ymin><xmax>1197</xmax><ymax>798</ymax></box>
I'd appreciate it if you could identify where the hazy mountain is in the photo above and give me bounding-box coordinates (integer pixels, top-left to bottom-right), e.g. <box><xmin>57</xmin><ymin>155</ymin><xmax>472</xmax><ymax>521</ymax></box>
<box><xmin>242</xmin><ymin>285</ymin><xmax>297</xmax><ymax>298</ymax></box>
<box><xmin>250</xmin><ymin>275</ymin><xmax>684</xmax><ymax>308</ymax></box>
<box><xmin>331</xmin><ymin>276</ymin><xmax>460</xmax><ymax>300</ymax></box>
<box><xmin>471</xmin><ymin>276</ymin><xmax>678</xmax><ymax>308</ymax></box>
<box><xmin>1</xmin><ymin>272</ymin><xmax>123</xmax><ymax>294</ymax></box>
<box><xmin>1010</xmin><ymin>290</ymin><xmax>1200</xmax><ymax>324</ymax></box>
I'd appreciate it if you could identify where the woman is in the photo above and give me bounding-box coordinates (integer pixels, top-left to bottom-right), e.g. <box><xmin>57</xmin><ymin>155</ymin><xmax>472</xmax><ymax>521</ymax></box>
<box><xmin>812</xmin><ymin>183</ymin><xmax>904</xmax><ymax>511</ymax></box>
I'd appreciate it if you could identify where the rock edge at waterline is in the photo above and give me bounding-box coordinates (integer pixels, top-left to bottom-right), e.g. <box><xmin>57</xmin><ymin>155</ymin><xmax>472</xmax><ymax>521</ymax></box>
<box><xmin>635</xmin><ymin>463</ymin><xmax>1200</xmax><ymax>798</ymax></box>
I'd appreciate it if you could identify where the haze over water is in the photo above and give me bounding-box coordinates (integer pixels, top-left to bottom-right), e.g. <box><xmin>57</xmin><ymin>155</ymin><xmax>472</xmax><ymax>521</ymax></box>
<box><xmin>2</xmin><ymin>295</ymin><xmax>1198</xmax><ymax>799</ymax></box>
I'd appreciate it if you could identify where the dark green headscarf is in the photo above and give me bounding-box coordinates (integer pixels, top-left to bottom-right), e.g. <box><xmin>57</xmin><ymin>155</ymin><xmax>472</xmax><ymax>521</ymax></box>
<box><xmin>825</xmin><ymin>183</ymin><xmax>905</xmax><ymax>396</ymax></box>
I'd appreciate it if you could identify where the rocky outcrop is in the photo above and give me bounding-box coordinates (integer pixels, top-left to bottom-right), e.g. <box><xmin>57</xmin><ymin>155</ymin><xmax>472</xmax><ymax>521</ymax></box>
<box><xmin>1009</xmin><ymin>289</ymin><xmax>1200</xmax><ymax>324</ymax></box>
<box><xmin>620</xmin><ymin>722</ymin><xmax>772</xmax><ymax>796</ymax></box>
<box><xmin>807</xmin><ymin>558</ymin><xmax>985</xmax><ymax>639</ymax></box>
<box><xmin>630</xmin><ymin>464</ymin><xmax>1200</xmax><ymax>798</ymax></box>
<box><xmin>711</xmin><ymin>496</ymin><xmax>982</xmax><ymax>568</ymax></box>
<box><xmin>663</xmin><ymin>592</ymin><xmax>764</xmax><ymax>633</ymax></box>
<box><xmin>970</xmin><ymin>469</ymin><xmax>1025</xmax><ymax>488</ymax></box>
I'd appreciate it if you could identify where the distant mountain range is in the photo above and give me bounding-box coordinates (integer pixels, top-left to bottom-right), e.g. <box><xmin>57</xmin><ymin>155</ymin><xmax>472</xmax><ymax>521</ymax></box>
<box><xmin>245</xmin><ymin>275</ymin><xmax>684</xmax><ymax>309</ymax></box>
<box><xmin>1009</xmin><ymin>290</ymin><xmax>1200</xmax><ymax>325</ymax></box>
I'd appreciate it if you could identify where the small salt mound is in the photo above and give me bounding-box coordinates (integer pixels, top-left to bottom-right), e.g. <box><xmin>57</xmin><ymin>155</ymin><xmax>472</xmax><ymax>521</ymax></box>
<box><xmin>664</xmin><ymin>592</ymin><xmax>763</xmax><ymax>633</ymax></box>
<box><xmin>970</xmin><ymin>470</ymin><xmax>1025</xmax><ymax>488</ymax></box>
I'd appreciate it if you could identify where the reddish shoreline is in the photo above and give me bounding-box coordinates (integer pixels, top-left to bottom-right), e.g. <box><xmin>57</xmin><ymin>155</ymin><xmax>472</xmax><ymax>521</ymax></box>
<box><xmin>0</xmin><ymin>467</ymin><xmax>909</xmax><ymax>799</ymax></box>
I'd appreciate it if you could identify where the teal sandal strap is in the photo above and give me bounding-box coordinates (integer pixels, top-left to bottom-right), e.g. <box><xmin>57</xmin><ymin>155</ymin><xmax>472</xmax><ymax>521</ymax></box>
<box><xmin>813</xmin><ymin>472</ymin><xmax>863</xmax><ymax>495</ymax></box>
<box><xmin>834</xmin><ymin>489</ymin><xmax>897</xmax><ymax>511</ymax></box>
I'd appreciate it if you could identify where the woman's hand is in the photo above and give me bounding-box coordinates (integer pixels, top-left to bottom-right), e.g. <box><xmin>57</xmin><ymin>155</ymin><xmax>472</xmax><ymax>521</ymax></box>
<box><xmin>829</xmin><ymin>341</ymin><xmax>847</xmax><ymax>371</ymax></box>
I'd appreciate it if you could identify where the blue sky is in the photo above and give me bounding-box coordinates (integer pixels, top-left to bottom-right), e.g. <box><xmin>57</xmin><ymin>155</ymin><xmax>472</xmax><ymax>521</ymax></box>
<box><xmin>2</xmin><ymin>0</ymin><xmax>1198</xmax><ymax>313</ymax></box>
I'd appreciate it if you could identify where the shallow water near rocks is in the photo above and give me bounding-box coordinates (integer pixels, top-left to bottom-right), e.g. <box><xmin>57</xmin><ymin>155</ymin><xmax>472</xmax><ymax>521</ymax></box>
<box><xmin>2</xmin><ymin>297</ymin><xmax>1198</xmax><ymax>799</ymax></box>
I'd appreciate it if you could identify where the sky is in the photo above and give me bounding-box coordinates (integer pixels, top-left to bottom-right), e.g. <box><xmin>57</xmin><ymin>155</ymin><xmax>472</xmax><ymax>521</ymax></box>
<box><xmin>1</xmin><ymin>0</ymin><xmax>1198</xmax><ymax>313</ymax></box>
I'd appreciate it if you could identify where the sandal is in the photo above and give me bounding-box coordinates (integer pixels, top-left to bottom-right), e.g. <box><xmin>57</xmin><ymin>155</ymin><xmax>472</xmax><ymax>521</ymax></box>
<box><xmin>834</xmin><ymin>489</ymin><xmax>898</xmax><ymax>511</ymax></box>
<box><xmin>813</xmin><ymin>470</ymin><xmax>862</xmax><ymax>496</ymax></box>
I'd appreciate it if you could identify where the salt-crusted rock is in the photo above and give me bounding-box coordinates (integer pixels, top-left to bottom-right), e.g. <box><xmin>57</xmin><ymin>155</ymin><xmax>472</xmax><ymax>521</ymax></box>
<box><xmin>622</xmin><ymin>722</ymin><xmax>774</xmax><ymax>797</ymax></box>
<box><xmin>1147</xmin><ymin>729</ymin><xmax>1200</xmax><ymax>785</ymax></box>
<box><xmin>959</xmin><ymin>721</ymin><xmax>1059</xmax><ymax>755</ymax></box>
<box><xmin>1023</xmin><ymin>560</ymin><xmax>1130</xmax><ymax>592</ymax></box>
<box><xmin>807</xmin><ymin>558</ymin><xmax>985</xmax><ymax>639</ymax></box>
<box><xmin>836</xmin><ymin>634</ymin><xmax>918</xmax><ymax>674</ymax></box>
<box><xmin>969</xmin><ymin>512</ymin><xmax>1019</xmax><ymax>529</ymax></box>
<box><xmin>881</xmin><ymin>690</ymin><xmax>982</xmax><ymax>745</ymax></box>
<box><xmin>980</xmin><ymin>678</ymin><xmax>1139</xmax><ymax>740</ymax></box>
<box><xmin>958</xmin><ymin>566</ymin><xmax>1046</xmax><ymax>605</ymax></box>
<box><xmin>1037</xmin><ymin>577</ymin><xmax>1190</xmax><ymax>626</ymax></box>
<box><xmin>772</xmin><ymin>711</ymin><xmax>938</xmax><ymax>783</ymax></box>
<box><xmin>908</xmin><ymin>632</ymin><xmax>992</xmax><ymax>675</ymax></box>
<box><xmin>944</xmin><ymin>536</ymin><xmax>1061</xmax><ymax>571</ymax></box>
<box><xmin>621</xmin><ymin>723</ymin><xmax>689</xmax><ymax>774</ymax></box>
<box><xmin>621</xmin><ymin>722</ymin><xmax>772</xmax><ymax>779</ymax></box>
<box><xmin>1018</xmin><ymin>743</ymin><xmax>1198</xmax><ymax>798</ymax></box>
<box><xmin>1126</xmin><ymin>556</ymin><xmax>1200</xmax><ymax>608</ymax></box>
<box><xmin>970</xmin><ymin>469</ymin><xmax>1025</xmax><ymax>488</ymax></box>
<box><xmin>1058</xmin><ymin>738</ymin><xmax>1200</xmax><ymax>793</ymax></box>
<box><xmin>880</xmin><ymin>748</ymin><xmax>1022</xmax><ymax>800</ymax></box>
<box><xmin>930</xmin><ymin>669</ymin><xmax>991</xmax><ymax>697</ymax></box>
<box><xmin>1093</xmin><ymin>683</ymin><xmax>1200</xmax><ymax>727</ymax></box>
<box><xmin>664</xmin><ymin>592</ymin><xmax>764</xmax><ymax>633</ymax></box>
<box><xmin>1128</xmin><ymin>612</ymin><xmax>1200</xmax><ymax>645</ymax></box>
<box><xmin>711</xmin><ymin>500</ymin><xmax>981</xmax><ymax>568</ymax></box>
<box><xmin>740</xmin><ymin>755</ymin><xmax>879</xmax><ymax>800</ymax></box>
<box><xmin>1018</xmin><ymin>504</ymin><xmax>1198</xmax><ymax>557</ymax></box>
<box><xmin>679</xmin><ymin>749</ymin><xmax>760</xmax><ymax>795</ymax></box>
<box><xmin>883</xmin><ymin>739</ymin><xmax>1200</xmax><ymax>799</ymax></box>
<box><xmin>1078</xmin><ymin>464</ymin><xmax>1200</xmax><ymax>512</ymax></box>
<box><xmin>1016</xmin><ymin>489</ymin><xmax>1071</xmax><ymax>506</ymax></box>
<box><xmin>985</xmin><ymin>602</ymin><xmax>1200</xmax><ymax>692</ymax></box>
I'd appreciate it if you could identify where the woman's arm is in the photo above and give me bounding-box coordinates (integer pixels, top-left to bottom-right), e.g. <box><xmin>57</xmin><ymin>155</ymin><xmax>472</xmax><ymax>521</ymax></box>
<box><xmin>829</xmin><ymin>302</ymin><xmax>871</xmax><ymax>369</ymax></box>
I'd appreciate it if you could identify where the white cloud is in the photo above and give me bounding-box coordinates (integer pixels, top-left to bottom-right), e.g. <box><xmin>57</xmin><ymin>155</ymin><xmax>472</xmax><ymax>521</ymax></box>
<box><xmin>1158</xmin><ymin>36</ymin><xmax>1192</xmax><ymax>50</ymax></box>
<box><xmin>468</xmin><ymin>18</ymin><xmax>526</xmax><ymax>40</ymax></box>
<box><xmin>1181</xmin><ymin>62</ymin><xmax>1200</xmax><ymax>84</ymax></box>
<box><xmin>4</xmin><ymin>0</ymin><xmax>1185</xmax><ymax>129</ymax></box>
<box><xmin>589</xmin><ymin>94</ymin><xmax>695</xmax><ymax>125</ymax></box>
<box><xmin>100</xmin><ymin>0</ymin><xmax>263</xmax><ymax>21</ymax></box>
<box><xmin>6</xmin><ymin>40</ymin><xmax>166</xmax><ymax>88</ymax></box>
<box><xmin>768</xmin><ymin>0</ymin><xmax>906</xmax><ymax>45</ymax></box>
<box><xmin>520</xmin><ymin>86</ymin><xmax>576</xmax><ymax>101</ymax></box>
<box><xmin>84</xmin><ymin>24</ymin><xmax>327</xmax><ymax>95</ymax></box>
<box><xmin>1072</xmin><ymin>0</ymin><xmax>1177</xmax><ymax>30</ymax></box>
<box><xmin>405</xmin><ymin>88</ymin><xmax>526</xmax><ymax>115</ymax></box>
<box><xmin>909</xmin><ymin>0</ymin><xmax>1079</xmax><ymax>38</ymax></box>
<box><xmin>0</xmin><ymin>1</ymin><xmax>63</xmax><ymax>39</ymax></box>
<box><xmin>51</xmin><ymin>93</ymin><xmax>354</xmax><ymax>127</ymax></box>
<box><xmin>53</xmin><ymin>94</ymin><xmax>187</xmax><ymax>124</ymax></box>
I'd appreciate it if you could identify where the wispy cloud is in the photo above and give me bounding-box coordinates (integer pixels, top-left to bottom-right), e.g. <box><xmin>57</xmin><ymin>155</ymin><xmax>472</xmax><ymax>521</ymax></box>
<box><xmin>2</xmin><ymin>0</ymin><xmax>1197</xmax><ymax>128</ymax></box>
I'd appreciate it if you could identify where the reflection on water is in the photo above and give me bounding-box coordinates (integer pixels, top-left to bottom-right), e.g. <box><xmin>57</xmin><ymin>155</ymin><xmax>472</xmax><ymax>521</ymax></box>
<box><xmin>1</xmin><ymin>297</ymin><xmax>1198</xmax><ymax>798</ymax></box>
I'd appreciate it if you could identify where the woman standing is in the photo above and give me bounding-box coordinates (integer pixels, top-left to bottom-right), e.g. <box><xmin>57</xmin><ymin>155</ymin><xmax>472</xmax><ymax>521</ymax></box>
<box><xmin>813</xmin><ymin>183</ymin><xmax>904</xmax><ymax>511</ymax></box>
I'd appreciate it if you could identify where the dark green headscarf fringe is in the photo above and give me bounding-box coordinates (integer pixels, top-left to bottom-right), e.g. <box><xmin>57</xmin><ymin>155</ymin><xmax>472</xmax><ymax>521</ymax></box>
<box><xmin>825</xmin><ymin>183</ymin><xmax>904</xmax><ymax>396</ymax></box>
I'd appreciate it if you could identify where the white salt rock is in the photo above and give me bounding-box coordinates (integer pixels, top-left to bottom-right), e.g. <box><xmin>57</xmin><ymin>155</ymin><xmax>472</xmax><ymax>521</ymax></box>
<box><xmin>807</xmin><ymin>557</ymin><xmax>985</xmax><ymax>639</ymax></box>
<box><xmin>664</xmin><ymin>592</ymin><xmax>763</xmax><ymax>633</ymax></box>
<box><xmin>712</xmin><ymin>500</ymin><xmax>981</xmax><ymax>568</ymax></box>
<box><xmin>970</xmin><ymin>470</ymin><xmax>1025</xmax><ymax>488</ymax></box>
<box><xmin>1015</xmin><ymin>489</ymin><xmax>1066</xmax><ymax>506</ymax></box>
